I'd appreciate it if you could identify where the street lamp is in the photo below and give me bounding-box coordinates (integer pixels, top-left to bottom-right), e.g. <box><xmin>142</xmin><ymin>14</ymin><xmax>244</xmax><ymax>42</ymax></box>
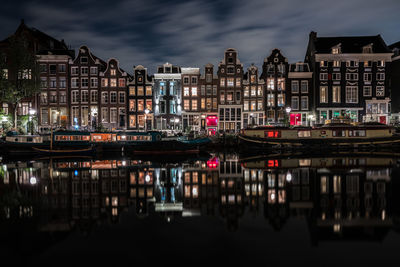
<box><xmin>144</xmin><ymin>109</ymin><xmax>149</xmax><ymax>132</ymax></box>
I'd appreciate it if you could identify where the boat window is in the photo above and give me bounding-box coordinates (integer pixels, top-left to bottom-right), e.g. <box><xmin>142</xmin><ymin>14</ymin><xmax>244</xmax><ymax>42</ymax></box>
<box><xmin>298</xmin><ymin>130</ymin><xmax>311</xmax><ymax>138</ymax></box>
<box><xmin>265</xmin><ymin>131</ymin><xmax>280</xmax><ymax>138</ymax></box>
<box><xmin>82</xmin><ymin>136</ymin><xmax>90</xmax><ymax>141</ymax></box>
<box><xmin>332</xmin><ymin>130</ymin><xmax>346</xmax><ymax>137</ymax></box>
<box><xmin>349</xmin><ymin>130</ymin><xmax>366</xmax><ymax>137</ymax></box>
<box><xmin>71</xmin><ymin>135</ymin><xmax>81</xmax><ymax>141</ymax></box>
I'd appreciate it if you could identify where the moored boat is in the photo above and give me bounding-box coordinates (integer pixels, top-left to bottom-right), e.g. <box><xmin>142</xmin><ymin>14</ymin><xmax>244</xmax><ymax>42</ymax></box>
<box><xmin>239</xmin><ymin>121</ymin><xmax>400</xmax><ymax>151</ymax></box>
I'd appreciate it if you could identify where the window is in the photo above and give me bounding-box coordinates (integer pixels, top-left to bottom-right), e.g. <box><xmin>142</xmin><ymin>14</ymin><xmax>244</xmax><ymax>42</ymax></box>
<box><xmin>81</xmin><ymin>67</ymin><xmax>88</xmax><ymax>75</ymax></box>
<box><xmin>244</xmin><ymin>100</ymin><xmax>249</xmax><ymax>111</ymax></box>
<box><xmin>213</xmin><ymin>98</ymin><xmax>217</xmax><ymax>109</ymax></box>
<box><xmin>129</xmin><ymin>115</ymin><xmax>136</xmax><ymax>128</ymax></box>
<box><xmin>363</xmin><ymin>86</ymin><xmax>372</xmax><ymax>96</ymax></box>
<box><xmin>346</xmin><ymin>60</ymin><xmax>359</xmax><ymax>67</ymax></box>
<box><xmin>201</xmin><ymin>98</ymin><xmax>205</xmax><ymax>109</ymax></box>
<box><xmin>119</xmin><ymin>78</ymin><xmax>126</xmax><ymax>87</ymax></box>
<box><xmin>220</xmin><ymin>91</ymin><xmax>225</xmax><ymax>102</ymax></box>
<box><xmin>91</xmin><ymin>90</ymin><xmax>98</xmax><ymax>103</ymax></box>
<box><xmin>192</xmin><ymin>87</ymin><xmax>197</xmax><ymax>96</ymax></box>
<box><xmin>137</xmin><ymin>100</ymin><xmax>144</xmax><ymax>112</ymax></box>
<box><xmin>60</xmin><ymin>92</ymin><xmax>66</xmax><ymax>103</ymax></box>
<box><xmin>244</xmin><ymin>86</ymin><xmax>249</xmax><ymax>97</ymax></box>
<box><xmin>250</xmin><ymin>101</ymin><xmax>256</xmax><ymax>111</ymax></box>
<box><xmin>267</xmin><ymin>79</ymin><xmax>274</xmax><ymax>90</ymax></box>
<box><xmin>184</xmin><ymin>100</ymin><xmax>190</xmax><ymax>110</ymax></box>
<box><xmin>110</xmin><ymin>79</ymin><xmax>117</xmax><ymax>87</ymax></box>
<box><xmin>291</xmin><ymin>96</ymin><xmax>299</xmax><ymax>110</ymax></box>
<box><xmin>206</xmin><ymin>74</ymin><xmax>212</xmax><ymax>83</ymax></box>
<box><xmin>40</xmin><ymin>92</ymin><xmax>48</xmax><ymax>104</ymax></box>
<box><xmin>59</xmin><ymin>78</ymin><xmax>66</xmax><ymax>88</ymax></box>
<box><xmin>71</xmin><ymin>91</ymin><xmax>79</xmax><ymax>103</ymax></box>
<box><xmin>220</xmin><ymin>78</ymin><xmax>225</xmax><ymax>87</ymax></box>
<box><xmin>81</xmin><ymin>90</ymin><xmax>89</xmax><ymax>103</ymax></box>
<box><xmin>377</xmin><ymin>60</ymin><xmax>385</xmax><ymax>67</ymax></box>
<box><xmin>41</xmin><ymin>108</ymin><xmax>48</xmax><ymax>124</ymax></box>
<box><xmin>251</xmin><ymin>86</ymin><xmax>256</xmax><ymax>96</ymax></box>
<box><xmin>364</xmin><ymin>61</ymin><xmax>372</xmax><ymax>67</ymax></box>
<box><xmin>236</xmin><ymin>91</ymin><xmax>241</xmax><ymax>102</ymax></box>
<box><xmin>363</xmin><ymin>46</ymin><xmax>372</xmax><ymax>53</ymax></box>
<box><xmin>184</xmin><ymin>87</ymin><xmax>190</xmax><ymax>96</ymax></box>
<box><xmin>277</xmin><ymin>94</ymin><xmax>284</xmax><ymax>107</ymax></box>
<box><xmin>346</xmin><ymin>86</ymin><xmax>358</xmax><ymax>103</ymax></box>
<box><xmin>267</xmin><ymin>94</ymin><xmax>275</xmax><ymax>107</ymax></box>
<box><xmin>49</xmin><ymin>79</ymin><xmax>57</xmax><ymax>89</ymax></box>
<box><xmin>71</xmin><ymin>78</ymin><xmax>79</xmax><ymax>88</ymax></box>
<box><xmin>49</xmin><ymin>65</ymin><xmax>57</xmax><ymax>74</ymax></box>
<box><xmin>213</xmin><ymin>85</ymin><xmax>217</xmax><ymax>95</ymax></box>
<box><xmin>110</xmin><ymin>108</ymin><xmax>117</xmax><ymax>123</ymax></box>
<box><xmin>102</xmin><ymin>92</ymin><xmax>108</xmax><ymax>104</ymax></box>
<box><xmin>332</xmin><ymin>47</ymin><xmax>340</xmax><ymax>54</ymax></box>
<box><xmin>192</xmin><ymin>99</ymin><xmax>197</xmax><ymax>110</ymax></box>
<box><xmin>320</xmin><ymin>61</ymin><xmax>327</xmax><ymax>67</ymax></box>
<box><xmin>376</xmin><ymin>86</ymin><xmax>384</xmax><ymax>96</ymax></box>
<box><xmin>59</xmin><ymin>64</ymin><xmax>66</xmax><ymax>73</ymax></box>
<box><xmin>320</xmin><ymin>73</ymin><xmax>328</xmax><ymax>80</ymax></box>
<box><xmin>129</xmin><ymin>87</ymin><xmax>135</xmax><ymax>96</ymax></box>
<box><xmin>301</xmin><ymin>81</ymin><xmax>308</xmax><ymax>93</ymax></box>
<box><xmin>332</xmin><ymin>73</ymin><xmax>341</xmax><ymax>81</ymax></box>
<box><xmin>40</xmin><ymin>77</ymin><xmax>47</xmax><ymax>88</ymax></box>
<box><xmin>137</xmin><ymin>86</ymin><xmax>144</xmax><ymax>96</ymax></box>
<box><xmin>129</xmin><ymin>100</ymin><xmax>135</xmax><ymax>111</ymax></box>
<box><xmin>119</xmin><ymin>92</ymin><xmax>125</xmax><ymax>104</ymax></box>
<box><xmin>277</xmin><ymin>78</ymin><xmax>285</xmax><ymax>91</ymax></box>
<box><xmin>333</xmin><ymin>60</ymin><xmax>341</xmax><ymax>67</ymax></box>
<box><xmin>102</xmin><ymin>78</ymin><xmax>108</xmax><ymax>87</ymax></box>
<box><xmin>227</xmin><ymin>67</ymin><xmax>234</xmax><ymax>74</ymax></box>
<box><xmin>146</xmin><ymin>86</ymin><xmax>152</xmax><ymax>96</ymax></box>
<box><xmin>146</xmin><ymin>100</ymin><xmax>152</xmax><ymax>111</ymax></box>
<box><xmin>80</xmin><ymin>57</ymin><xmax>88</xmax><ymax>64</ymax></box>
<box><xmin>183</xmin><ymin>76</ymin><xmax>189</xmax><ymax>84</ymax></box>
<box><xmin>90</xmin><ymin>67</ymin><xmax>98</xmax><ymax>75</ymax></box>
<box><xmin>49</xmin><ymin>92</ymin><xmax>57</xmax><ymax>103</ymax></box>
<box><xmin>332</xmin><ymin>86</ymin><xmax>341</xmax><ymax>103</ymax></box>
<box><xmin>376</xmin><ymin>73</ymin><xmax>385</xmax><ymax>81</ymax></box>
<box><xmin>81</xmin><ymin>78</ymin><xmax>88</xmax><ymax>87</ymax></box>
<box><xmin>101</xmin><ymin>108</ymin><xmax>108</xmax><ymax>123</ymax></box>
<box><xmin>227</xmin><ymin>92</ymin><xmax>233</xmax><ymax>102</ymax></box>
<box><xmin>236</xmin><ymin>78</ymin><xmax>241</xmax><ymax>87</ymax></box>
<box><xmin>110</xmin><ymin>92</ymin><xmax>117</xmax><ymax>103</ymax></box>
<box><xmin>364</xmin><ymin>73</ymin><xmax>372</xmax><ymax>82</ymax></box>
<box><xmin>320</xmin><ymin>86</ymin><xmax>328</xmax><ymax>103</ymax></box>
<box><xmin>111</xmin><ymin>69</ymin><xmax>116</xmax><ymax>76</ymax></box>
<box><xmin>346</xmin><ymin>73</ymin><xmax>358</xmax><ymax>81</ymax></box>
<box><xmin>91</xmin><ymin>78</ymin><xmax>98</xmax><ymax>88</ymax></box>
<box><xmin>227</xmin><ymin>78</ymin><xmax>234</xmax><ymax>87</ymax></box>
<box><xmin>257</xmin><ymin>86</ymin><xmax>263</xmax><ymax>96</ymax></box>
<box><xmin>71</xmin><ymin>67</ymin><xmax>78</xmax><ymax>75</ymax></box>
<box><xmin>301</xmin><ymin>96</ymin><xmax>308</xmax><ymax>110</ymax></box>
<box><xmin>191</xmin><ymin>76</ymin><xmax>197</xmax><ymax>84</ymax></box>
<box><xmin>291</xmin><ymin>81</ymin><xmax>299</xmax><ymax>93</ymax></box>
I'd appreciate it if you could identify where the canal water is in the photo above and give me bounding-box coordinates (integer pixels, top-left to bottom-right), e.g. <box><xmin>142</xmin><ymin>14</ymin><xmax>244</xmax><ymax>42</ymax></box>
<box><xmin>1</xmin><ymin>152</ymin><xmax>400</xmax><ymax>265</ymax></box>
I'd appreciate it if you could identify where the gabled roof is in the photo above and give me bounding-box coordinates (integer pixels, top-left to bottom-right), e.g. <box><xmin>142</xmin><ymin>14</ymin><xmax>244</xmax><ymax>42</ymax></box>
<box><xmin>312</xmin><ymin>34</ymin><xmax>391</xmax><ymax>54</ymax></box>
<box><xmin>389</xmin><ymin>41</ymin><xmax>400</xmax><ymax>50</ymax></box>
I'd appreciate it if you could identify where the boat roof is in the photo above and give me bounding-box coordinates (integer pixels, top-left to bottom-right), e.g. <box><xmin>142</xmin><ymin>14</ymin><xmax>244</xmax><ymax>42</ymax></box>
<box><xmin>54</xmin><ymin>130</ymin><xmax>91</xmax><ymax>135</ymax></box>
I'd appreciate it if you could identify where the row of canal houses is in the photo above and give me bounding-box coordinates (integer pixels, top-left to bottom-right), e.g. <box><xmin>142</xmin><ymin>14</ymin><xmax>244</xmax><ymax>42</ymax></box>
<box><xmin>0</xmin><ymin>21</ymin><xmax>398</xmax><ymax>134</ymax></box>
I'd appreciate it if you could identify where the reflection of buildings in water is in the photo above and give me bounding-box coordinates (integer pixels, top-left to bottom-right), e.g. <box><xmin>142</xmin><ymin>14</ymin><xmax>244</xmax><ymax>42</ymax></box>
<box><xmin>0</xmin><ymin>155</ymin><xmax>398</xmax><ymax>241</ymax></box>
<box><xmin>219</xmin><ymin>154</ymin><xmax>245</xmax><ymax>231</ymax></box>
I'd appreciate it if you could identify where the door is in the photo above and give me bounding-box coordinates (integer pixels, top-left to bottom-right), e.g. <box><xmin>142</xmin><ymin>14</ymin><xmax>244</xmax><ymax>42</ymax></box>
<box><xmin>379</xmin><ymin>116</ymin><xmax>386</xmax><ymax>124</ymax></box>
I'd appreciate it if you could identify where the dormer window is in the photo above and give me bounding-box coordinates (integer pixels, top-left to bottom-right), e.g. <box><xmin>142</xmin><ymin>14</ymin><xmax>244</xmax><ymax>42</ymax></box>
<box><xmin>363</xmin><ymin>44</ymin><xmax>373</xmax><ymax>53</ymax></box>
<box><xmin>165</xmin><ymin>67</ymin><xmax>171</xmax><ymax>73</ymax></box>
<box><xmin>228</xmin><ymin>57</ymin><xmax>233</xmax><ymax>63</ymax></box>
<box><xmin>332</xmin><ymin>44</ymin><xmax>341</xmax><ymax>54</ymax></box>
<box><xmin>111</xmin><ymin>69</ymin><xmax>116</xmax><ymax>76</ymax></box>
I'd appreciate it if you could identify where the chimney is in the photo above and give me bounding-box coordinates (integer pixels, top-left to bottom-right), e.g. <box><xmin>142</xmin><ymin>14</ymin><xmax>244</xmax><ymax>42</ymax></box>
<box><xmin>309</xmin><ymin>31</ymin><xmax>317</xmax><ymax>41</ymax></box>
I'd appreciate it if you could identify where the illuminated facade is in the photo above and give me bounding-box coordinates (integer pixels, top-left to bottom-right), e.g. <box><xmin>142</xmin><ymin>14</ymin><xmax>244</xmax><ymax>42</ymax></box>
<box><xmin>242</xmin><ymin>64</ymin><xmax>265</xmax><ymax>128</ymax></box>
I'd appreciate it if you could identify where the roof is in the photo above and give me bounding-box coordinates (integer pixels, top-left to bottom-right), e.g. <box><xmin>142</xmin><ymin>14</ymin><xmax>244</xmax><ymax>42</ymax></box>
<box><xmin>389</xmin><ymin>41</ymin><xmax>400</xmax><ymax>50</ymax></box>
<box><xmin>312</xmin><ymin>34</ymin><xmax>392</xmax><ymax>54</ymax></box>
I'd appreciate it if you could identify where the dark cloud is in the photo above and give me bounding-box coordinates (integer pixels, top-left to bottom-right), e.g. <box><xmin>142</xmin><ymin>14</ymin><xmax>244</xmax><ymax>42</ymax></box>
<box><xmin>1</xmin><ymin>0</ymin><xmax>399</xmax><ymax>73</ymax></box>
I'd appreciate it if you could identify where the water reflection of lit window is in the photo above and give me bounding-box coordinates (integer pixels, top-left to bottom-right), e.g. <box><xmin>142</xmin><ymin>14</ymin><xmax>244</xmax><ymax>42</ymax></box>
<box><xmin>321</xmin><ymin>176</ymin><xmax>328</xmax><ymax>193</ymax></box>
<box><xmin>268</xmin><ymin>189</ymin><xmax>276</xmax><ymax>203</ymax></box>
<box><xmin>193</xmin><ymin>172</ymin><xmax>198</xmax><ymax>183</ymax></box>
<box><xmin>228</xmin><ymin>195</ymin><xmax>235</xmax><ymax>204</ymax></box>
<box><xmin>130</xmin><ymin>188</ymin><xmax>136</xmax><ymax>197</ymax></box>
<box><xmin>278</xmin><ymin>174</ymin><xmax>285</xmax><ymax>187</ymax></box>
<box><xmin>130</xmin><ymin>172</ymin><xmax>136</xmax><ymax>184</ymax></box>
<box><xmin>192</xmin><ymin>186</ymin><xmax>199</xmax><ymax>198</ymax></box>
<box><xmin>147</xmin><ymin>188</ymin><xmax>153</xmax><ymax>198</ymax></box>
<box><xmin>299</xmin><ymin>159</ymin><xmax>311</xmax><ymax>166</ymax></box>
<box><xmin>268</xmin><ymin>173</ymin><xmax>275</xmax><ymax>187</ymax></box>
<box><xmin>333</xmin><ymin>224</ymin><xmax>341</xmax><ymax>233</ymax></box>
<box><xmin>221</xmin><ymin>196</ymin><xmax>226</xmax><ymax>204</ymax></box>
<box><xmin>184</xmin><ymin>172</ymin><xmax>191</xmax><ymax>183</ymax></box>
<box><xmin>333</xmin><ymin>175</ymin><xmax>341</xmax><ymax>193</ymax></box>
<box><xmin>244</xmin><ymin>170</ymin><xmax>250</xmax><ymax>182</ymax></box>
<box><xmin>112</xmin><ymin>208</ymin><xmax>118</xmax><ymax>216</ymax></box>
<box><xmin>278</xmin><ymin>190</ymin><xmax>286</xmax><ymax>203</ymax></box>
<box><xmin>184</xmin><ymin>185</ymin><xmax>191</xmax><ymax>197</ymax></box>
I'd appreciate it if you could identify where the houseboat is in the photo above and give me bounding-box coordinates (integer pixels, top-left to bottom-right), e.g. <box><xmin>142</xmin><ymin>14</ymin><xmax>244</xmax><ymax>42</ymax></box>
<box><xmin>238</xmin><ymin>120</ymin><xmax>400</xmax><ymax>151</ymax></box>
<box><xmin>1</xmin><ymin>130</ymin><xmax>211</xmax><ymax>155</ymax></box>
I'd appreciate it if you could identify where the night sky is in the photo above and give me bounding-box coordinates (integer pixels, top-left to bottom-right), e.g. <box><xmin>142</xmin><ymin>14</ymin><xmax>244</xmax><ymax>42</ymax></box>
<box><xmin>1</xmin><ymin>0</ymin><xmax>399</xmax><ymax>73</ymax></box>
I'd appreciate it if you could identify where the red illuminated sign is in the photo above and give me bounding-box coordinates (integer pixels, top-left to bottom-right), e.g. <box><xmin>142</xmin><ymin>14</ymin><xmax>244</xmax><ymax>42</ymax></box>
<box><xmin>206</xmin><ymin>116</ymin><xmax>218</xmax><ymax>127</ymax></box>
<box><xmin>207</xmin><ymin>157</ymin><xmax>219</xmax><ymax>168</ymax></box>
<box><xmin>265</xmin><ymin>131</ymin><xmax>280</xmax><ymax>138</ymax></box>
<box><xmin>267</xmin><ymin>160</ymin><xmax>279</xmax><ymax>168</ymax></box>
